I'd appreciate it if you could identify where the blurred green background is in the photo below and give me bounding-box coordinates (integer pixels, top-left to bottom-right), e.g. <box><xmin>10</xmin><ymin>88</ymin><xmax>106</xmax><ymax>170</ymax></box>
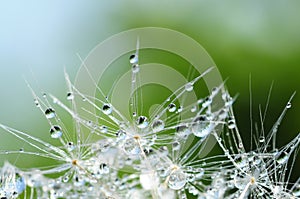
<box><xmin>0</xmin><ymin>0</ymin><xmax>299</xmax><ymax>181</ymax></box>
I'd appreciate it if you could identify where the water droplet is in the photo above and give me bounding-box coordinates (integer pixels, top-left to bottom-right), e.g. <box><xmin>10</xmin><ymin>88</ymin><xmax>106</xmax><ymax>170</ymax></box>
<box><xmin>202</xmin><ymin>97</ymin><xmax>212</xmax><ymax>108</ymax></box>
<box><xmin>286</xmin><ymin>102</ymin><xmax>292</xmax><ymax>109</ymax></box>
<box><xmin>129</xmin><ymin>54</ymin><xmax>138</xmax><ymax>64</ymax></box>
<box><xmin>177</xmin><ymin>106</ymin><xmax>183</xmax><ymax>113</ymax></box>
<box><xmin>45</xmin><ymin>108</ymin><xmax>56</xmax><ymax>119</ymax></box>
<box><xmin>67</xmin><ymin>142</ymin><xmax>75</xmax><ymax>151</ymax></box>
<box><xmin>168</xmin><ymin>169</ymin><xmax>186</xmax><ymax>190</ymax></box>
<box><xmin>227</xmin><ymin>119</ymin><xmax>236</xmax><ymax>129</ymax></box>
<box><xmin>99</xmin><ymin>163</ymin><xmax>109</xmax><ymax>174</ymax></box>
<box><xmin>152</xmin><ymin>119</ymin><xmax>165</xmax><ymax>133</ymax></box>
<box><xmin>191</xmin><ymin>115</ymin><xmax>213</xmax><ymax>138</ymax></box>
<box><xmin>123</xmin><ymin>138</ymin><xmax>140</xmax><ymax>155</ymax></box>
<box><xmin>19</xmin><ymin>148</ymin><xmax>24</xmax><ymax>152</ymax></box>
<box><xmin>185</xmin><ymin>82</ymin><xmax>193</xmax><ymax>92</ymax></box>
<box><xmin>50</xmin><ymin>125</ymin><xmax>63</xmax><ymax>139</ymax></box>
<box><xmin>100</xmin><ymin>125</ymin><xmax>108</xmax><ymax>133</ymax></box>
<box><xmin>136</xmin><ymin>116</ymin><xmax>148</xmax><ymax>129</ymax></box>
<box><xmin>172</xmin><ymin>141</ymin><xmax>181</xmax><ymax>151</ymax></box>
<box><xmin>190</xmin><ymin>106</ymin><xmax>197</xmax><ymax>113</ymax></box>
<box><xmin>34</xmin><ymin>99</ymin><xmax>40</xmax><ymax>107</ymax></box>
<box><xmin>276</xmin><ymin>151</ymin><xmax>289</xmax><ymax>164</ymax></box>
<box><xmin>102</xmin><ymin>104</ymin><xmax>112</xmax><ymax>115</ymax></box>
<box><xmin>176</xmin><ymin>125</ymin><xmax>190</xmax><ymax>138</ymax></box>
<box><xmin>259</xmin><ymin>135</ymin><xmax>265</xmax><ymax>143</ymax></box>
<box><xmin>211</xmin><ymin>87</ymin><xmax>218</xmax><ymax>95</ymax></box>
<box><xmin>132</xmin><ymin>64</ymin><xmax>140</xmax><ymax>73</ymax></box>
<box><xmin>116</xmin><ymin>130</ymin><xmax>126</xmax><ymax>140</ymax></box>
<box><xmin>67</xmin><ymin>92</ymin><xmax>74</xmax><ymax>100</ymax></box>
<box><xmin>168</xmin><ymin>103</ymin><xmax>177</xmax><ymax>112</ymax></box>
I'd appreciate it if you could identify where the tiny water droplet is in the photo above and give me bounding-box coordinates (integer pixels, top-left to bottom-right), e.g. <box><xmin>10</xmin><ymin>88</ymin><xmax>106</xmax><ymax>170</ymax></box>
<box><xmin>129</xmin><ymin>54</ymin><xmax>138</xmax><ymax>64</ymax></box>
<box><xmin>185</xmin><ymin>82</ymin><xmax>193</xmax><ymax>92</ymax></box>
<box><xmin>202</xmin><ymin>97</ymin><xmax>212</xmax><ymax>108</ymax></box>
<box><xmin>102</xmin><ymin>104</ymin><xmax>112</xmax><ymax>115</ymax></box>
<box><xmin>100</xmin><ymin>125</ymin><xmax>108</xmax><ymax>133</ymax></box>
<box><xmin>228</xmin><ymin>119</ymin><xmax>236</xmax><ymax>129</ymax></box>
<box><xmin>50</xmin><ymin>125</ymin><xmax>63</xmax><ymax>139</ymax></box>
<box><xmin>136</xmin><ymin>116</ymin><xmax>148</xmax><ymax>129</ymax></box>
<box><xmin>172</xmin><ymin>141</ymin><xmax>181</xmax><ymax>151</ymax></box>
<box><xmin>45</xmin><ymin>108</ymin><xmax>56</xmax><ymax>119</ymax></box>
<box><xmin>67</xmin><ymin>142</ymin><xmax>75</xmax><ymax>151</ymax></box>
<box><xmin>34</xmin><ymin>99</ymin><xmax>40</xmax><ymax>107</ymax></box>
<box><xmin>286</xmin><ymin>102</ymin><xmax>291</xmax><ymax>109</ymax></box>
<box><xmin>99</xmin><ymin>163</ymin><xmax>109</xmax><ymax>174</ymax></box>
<box><xmin>132</xmin><ymin>64</ymin><xmax>140</xmax><ymax>73</ymax></box>
<box><xmin>190</xmin><ymin>106</ymin><xmax>197</xmax><ymax>113</ymax></box>
<box><xmin>151</xmin><ymin>119</ymin><xmax>165</xmax><ymax>133</ymax></box>
<box><xmin>259</xmin><ymin>136</ymin><xmax>265</xmax><ymax>143</ymax></box>
<box><xmin>168</xmin><ymin>103</ymin><xmax>177</xmax><ymax>112</ymax></box>
<box><xmin>67</xmin><ymin>92</ymin><xmax>74</xmax><ymax>100</ymax></box>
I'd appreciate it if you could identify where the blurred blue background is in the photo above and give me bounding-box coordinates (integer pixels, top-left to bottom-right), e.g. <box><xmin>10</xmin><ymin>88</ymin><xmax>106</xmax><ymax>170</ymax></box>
<box><xmin>0</xmin><ymin>0</ymin><xmax>299</xmax><ymax>180</ymax></box>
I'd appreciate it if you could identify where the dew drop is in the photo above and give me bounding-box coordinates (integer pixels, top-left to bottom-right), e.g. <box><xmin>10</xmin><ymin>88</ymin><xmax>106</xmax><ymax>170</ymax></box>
<box><xmin>227</xmin><ymin>119</ymin><xmax>236</xmax><ymax>129</ymax></box>
<box><xmin>123</xmin><ymin>138</ymin><xmax>140</xmax><ymax>155</ymax></box>
<box><xmin>67</xmin><ymin>92</ymin><xmax>74</xmax><ymax>100</ymax></box>
<box><xmin>168</xmin><ymin>103</ymin><xmax>177</xmax><ymax>112</ymax></box>
<box><xmin>67</xmin><ymin>142</ymin><xmax>75</xmax><ymax>151</ymax></box>
<box><xmin>34</xmin><ymin>99</ymin><xmax>40</xmax><ymax>107</ymax></box>
<box><xmin>276</xmin><ymin>151</ymin><xmax>289</xmax><ymax>164</ymax></box>
<box><xmin>100</xmin><ymin>125</ymin><xmax>108</xmax><ymax>133</ymax></box>
<box><xmin>176</xmin><ymin>125</ymin><xmax>190</xmax><ymax>138</ymax></box>
<box><xmin>45</xmin><ymin>108</ymin><xmax>56</xmax><ymax>119</ymax></box>
<box><xmin>99</xmin><ymin>163</ymin><xmax>109</xmax><ymax>174</ymax></box>
<box><xmin>185</xmin><ymin>82</ymin><xmax>193</xmax><ymax>92</ymax></box>
<box><xmin>286</xmin><ymin>102</ymin><xmax>292</xmax><ymax>109</ymax></box>
<box><xmin>202</xmin><ymin>97</ymin><xmax>212</xmax><ymax>108</ymax></box>
<box><xmin>132</xmin><ymin>64</ymin><xmax>140</xmax><ymax>73</ymax></box>
<box><xmin>136</xmin><ymin>116</ymin><xmax>148</xmax><ymax>129</ymax></box>
<box><xmin>151</xmin><ymin>119</ymin><xmax>165</xmax><ymax>133</ymax></box>
<box><xmin>129</xmin><ymin>54</ymin><xmax>138</xmax><ymax>64</ymax></box>
<box><xmin>191</xmin><ymin>115</ymin><xmax>213</xmax><ymax>138</ymax></box>
<box><xmin>102</xmin><ymin>104</ymin><xmax>112</xmax><ymax>115</ymax></box>
<box><xmin>190</xmin><ymin>106</ymin><xmax>197</xmax><ymax>113</ymax></box>
<box><xmin>172</xmin><ymin>141</ymin><xmax>181</xmax><ymax>151</ymax></box>
<box><xmin>116</xmin><ymin>130</ymin><xmax>126</xmax><ymax>140</ymax></box>
<box><xmin>50</xmin><ymin>125</ymin><xmax>63</xmax><ymax>139</ymax></box>
<box><xmin>168</xmin><ymin>169</ymin><xmax>187</xmax><ymax>190</ymax></box>
<box><xmin>259</xmin><ymin>135</ymin><xmax>265</xmax><ymax>143</ymax></box>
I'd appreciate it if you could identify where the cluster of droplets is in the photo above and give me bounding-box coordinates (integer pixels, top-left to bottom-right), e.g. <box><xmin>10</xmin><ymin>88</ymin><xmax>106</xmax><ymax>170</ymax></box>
<box><xmin>0</xmin><ymin>48</ymin><xmax>299</xmax><ymax>199</ymax></box>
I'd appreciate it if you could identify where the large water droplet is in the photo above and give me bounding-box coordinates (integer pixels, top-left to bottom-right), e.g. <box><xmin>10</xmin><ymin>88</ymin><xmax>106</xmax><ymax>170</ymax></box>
<box><xmin>191</xmin><ymin>115</ymin><xmax>213</xmax><ymax>138</ymax></box>
<box><xmin>129</xmin><ymin>54</ymin><xmax>138</xmax><ymax>64</ymax></box>
<box><xmin>151</xmin><ymin>119</ymin><xmax>165</xmax><ymax>133</ymax></box>
<box><xmin>50</xmin><ymin>125</ymin><xmax>63</xmax><ymax>139</ymax></box>
<box><xmin>136</xmin><ymin>116</ymin><xmax>148</xmax><ymax>129</ymax></box>
<box><xmin>102</xmin><ymin>104</ymin><xmax>112</xmax><ymax>115</ymax></box>
<box><xmin>45</xmin><ymin>108</ymin><xmax>56</xmax><ymax>119</ymax></box>
<box><xmin>168</xmin><ymin>169</ymin><xmax>187</xmax><ymax>190</ymax></box>
<box><xmin>123</xmin><ymin>138</ymin><xmax>140</xmax><ymax>155</ymax></box>
<box><xmin>168</xmin><ymin>103</ymin><xmax>177</xmax><ymax>112</ymax></box>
